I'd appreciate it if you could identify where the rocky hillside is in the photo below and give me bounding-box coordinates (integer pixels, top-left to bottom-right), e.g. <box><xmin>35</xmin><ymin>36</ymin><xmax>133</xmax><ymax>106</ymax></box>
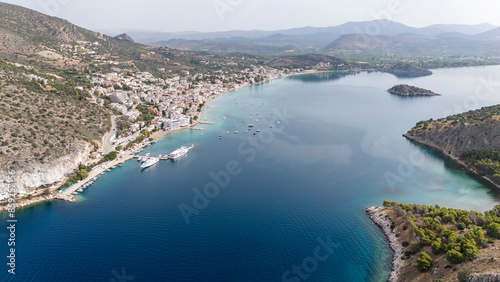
<box><xmin>0</xmin><ymin>58</ymin><xmax>109</xmax><ymax>192</ymax></box>
<box><xmin>404</xmin><ymin>104</ymin><xmax>500</xmax><ymax>185</ymax></box>
<box><xmin>377</xmin><ymin>201</ymin><xmax>500</xmax><ymax>282</ymax></box>
<box><xmin>0</xmin><ymin>2</ymin><xmax>262</xmax><ymax>76</ymax></box>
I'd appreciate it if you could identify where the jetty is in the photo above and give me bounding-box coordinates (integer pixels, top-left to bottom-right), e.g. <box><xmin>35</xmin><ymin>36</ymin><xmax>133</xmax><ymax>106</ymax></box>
<box><xmin>191</xmin><ymin>127</ymin><xmax>204</xmax><ymax>131</ymax></box>
<box><xmin>198</xmin><ymin>121</ymin><xmax>215</xmax><ymax>125</ymax></box>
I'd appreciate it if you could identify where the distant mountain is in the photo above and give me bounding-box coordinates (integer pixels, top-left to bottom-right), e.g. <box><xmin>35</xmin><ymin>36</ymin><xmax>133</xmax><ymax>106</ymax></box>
<box><xmin>324</xmin><ymin>33</ymin><xmax>500</xmax><ymax>56</ymax></box>
<box><xmin>116</xmin><ymin>20</ymin><xmax>423</xmax><ymax>46</ymax></box>
<box><xmin>474</xmin><ymin>27</ymin><xmax>500</xmax><ymax>41</ymax></box>
<box><xmin>115</xmin><ymin>20</ymin><xmax>498</xmax><ymax>54</ymax></box>
<box><xmin>424</xmin><ymin>23</ymin><xmax>496</xmax><ymax>35</ymax></box>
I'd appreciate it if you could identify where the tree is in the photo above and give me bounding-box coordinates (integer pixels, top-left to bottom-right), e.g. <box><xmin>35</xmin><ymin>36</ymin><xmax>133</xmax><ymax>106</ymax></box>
<box><xmin>485</xmin><ymin>221</ymin><xmax>500</xmax><ymax>238</ymax></box>
<box><xmin>431</xmin><ymin>239</ymin><xmax>443</xmax><ymax>254</ymax></box>
<box><xmin>461</xmin><ymin>241</ymin><xmax>479</xmax><ymax>261</ymax></box>
<box><xmin>446</xmin><ymin>249</ymin><xmax>464</xmax><ymax>264</ymax></box>
<box><xmin>104</xmin><ymin>151</ymin><xmax>118</xmax><ymax>161</ymax></box>
<box><xmin>416</xmin><ymin>252</ymin><xmax>432</xmax><ymax>271</ymax></box>
<box><xmin>43</xmin><ymin>188</ymin><xmax>51</xmax><ymax>195</ymax></box>
<box><xmin>77</xmin><ymin>169</ymin><xmax>89</xmax><ymax>180</ymax></box>
<box><xmin>459</xmin><ymin>215</ymin><xmax>472</xmax><ymax>228</ymax></box>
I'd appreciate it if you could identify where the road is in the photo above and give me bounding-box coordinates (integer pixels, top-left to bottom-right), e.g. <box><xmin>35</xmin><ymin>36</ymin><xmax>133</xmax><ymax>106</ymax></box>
<box><xmin>104</xmin><ymin>115</ymin><xmax>117</xmax><ymax>154</ymax></box>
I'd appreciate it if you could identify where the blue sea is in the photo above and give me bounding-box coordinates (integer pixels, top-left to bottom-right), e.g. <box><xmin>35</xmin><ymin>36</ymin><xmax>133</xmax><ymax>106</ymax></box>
<box><xmin>2</xmin><ymin>66</ymin><xmax>500</xmax><ymax>281</ymax></box>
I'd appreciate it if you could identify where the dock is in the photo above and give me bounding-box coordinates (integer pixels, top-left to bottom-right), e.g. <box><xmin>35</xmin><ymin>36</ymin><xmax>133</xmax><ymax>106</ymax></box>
<box><xmin>191</xmin><ymin>127</ymin><xmax>204</xmax><ymax>131</ymax></box>
<box><xmin>198</xmin><ymin>121</ymin><xmax>215</xmax><ymax>125</ymax></box>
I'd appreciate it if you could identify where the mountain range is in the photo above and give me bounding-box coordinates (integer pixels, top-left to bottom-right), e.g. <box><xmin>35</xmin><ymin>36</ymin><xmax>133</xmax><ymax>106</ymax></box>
<box><xmin>106</xmin><ymin>20</ymin><xmax>500</xmax><ymax>55</ymax></box>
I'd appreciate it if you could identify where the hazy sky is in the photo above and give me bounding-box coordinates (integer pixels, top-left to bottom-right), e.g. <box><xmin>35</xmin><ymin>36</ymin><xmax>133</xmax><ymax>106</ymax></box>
<box><xmin>3</xmin><ymin>0</ymin><xmax>500</xmax><ymax>33</ymax></box>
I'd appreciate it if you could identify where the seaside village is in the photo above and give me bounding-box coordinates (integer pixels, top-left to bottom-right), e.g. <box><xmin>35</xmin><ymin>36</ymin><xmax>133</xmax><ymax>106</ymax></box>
<box><xmin>0</xmin><ymin>46</ymin><xmax>291</xmax><ymax>202</ymax></box>
<box><xmin>92</xmin><ymin>66</ymin><xmax>287</xmax><ymax>134</ymax></box>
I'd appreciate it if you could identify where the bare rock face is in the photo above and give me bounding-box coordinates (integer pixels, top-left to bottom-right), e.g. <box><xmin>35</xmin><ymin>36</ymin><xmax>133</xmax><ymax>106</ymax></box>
<box><xmin>404</xmin><ymin>121</ymin><xmax>500</xmax><ymax>157</ymax></box>
<box><xmin>468</xmin><ymin>272</ymin><xmax>500</xmax><ymax>282</ymax></box>
<box><xmin>0</xmin><ymin>141</ymin><xmax>89</xmax><ymax>193</ymax></box>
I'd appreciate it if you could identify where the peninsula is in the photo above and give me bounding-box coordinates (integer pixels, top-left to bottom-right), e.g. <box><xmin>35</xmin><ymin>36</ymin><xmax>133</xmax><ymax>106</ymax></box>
<box><xmin>368</xmin><ymin>201</ymin><xmax>500</xmax><ymax>282</ymax></box>
<box><xmin>386</xmin><ymin>62</ymin><xmax>433</xmax><ymax>77</ymax></box>
<box><xmin>388</xmin><ymin>84</ymin><xmax>440</xmax><ymax>97</ymax></box>
<box><xmin>404</xmin><ymin>104</ymin><xmax>500</xmax><ymax>188</ymax></box>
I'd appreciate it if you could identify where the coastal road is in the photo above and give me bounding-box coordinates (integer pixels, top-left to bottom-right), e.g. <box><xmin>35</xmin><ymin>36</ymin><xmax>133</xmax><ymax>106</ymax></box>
<box><xmin>104</xmin><ymin>115</ymin><xmax>117</xmax><ymax>154</ymax></box>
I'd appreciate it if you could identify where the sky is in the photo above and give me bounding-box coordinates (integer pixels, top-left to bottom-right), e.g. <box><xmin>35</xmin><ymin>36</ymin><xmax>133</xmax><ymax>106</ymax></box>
<box><xmin>2</xmin><ymin>0</ymin><xmax>500</xmax><ymax>33</ymax></box>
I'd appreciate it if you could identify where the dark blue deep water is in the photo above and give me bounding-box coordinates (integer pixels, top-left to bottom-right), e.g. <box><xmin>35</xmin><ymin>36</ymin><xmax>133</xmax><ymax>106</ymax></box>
<box><xmin>2</xmin><ymin>67</ymin><xmax>500</xmax><ymax>281</ymax></box>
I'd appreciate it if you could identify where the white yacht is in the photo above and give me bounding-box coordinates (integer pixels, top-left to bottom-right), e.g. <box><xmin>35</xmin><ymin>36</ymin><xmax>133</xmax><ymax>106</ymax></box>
<box><xmin>140</xmin><ymin>157</ymin><xmax>159</xmax><ymax>169</ymax></box>
<box><xmin>169</xmin><ymin>146</ymin><xmax>189</xmax><ymax>160</ymax></box>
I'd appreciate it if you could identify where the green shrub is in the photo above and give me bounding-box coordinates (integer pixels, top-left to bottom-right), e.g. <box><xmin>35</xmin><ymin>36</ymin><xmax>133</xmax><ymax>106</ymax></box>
<box><xmin>416</xmin><ymin>252</ymin><xmax>432</xmax><ymax>271</ymax></box>
<box><xmin>446</xmin><ymin>249</ymin><xmax>464</xmax><ymax>264</ymax></box>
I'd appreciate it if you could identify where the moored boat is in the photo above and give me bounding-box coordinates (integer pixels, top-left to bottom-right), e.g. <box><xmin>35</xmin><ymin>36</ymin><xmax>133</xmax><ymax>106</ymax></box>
<box><xmin>168</xmin><ymin>146</ymin><xmax>189</xmax><ymax>160</ymax></box>
<box><xmin>140</xmin><ymin>157</ymin><xmax>159</xmax><ymax>169</ymax></box>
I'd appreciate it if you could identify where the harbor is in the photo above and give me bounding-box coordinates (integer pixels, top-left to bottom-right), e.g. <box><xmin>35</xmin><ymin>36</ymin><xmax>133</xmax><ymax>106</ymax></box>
<box><xmin>134</xmin><ymin>144</ymin><xmax>195</xmax><ymax>169</ymax></box>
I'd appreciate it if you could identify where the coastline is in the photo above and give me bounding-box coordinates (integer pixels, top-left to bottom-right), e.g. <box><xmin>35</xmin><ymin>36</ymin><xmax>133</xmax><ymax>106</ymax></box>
<box><xmin>0</xmin><ymin>194</ymin><xmax>75</xmax><ymax>212</ymax></box>
<box><xmin>4</xmin><ymin>68</ymin><xmax>333</xmax><ymax>211</ymax></box>
<box><xmin>366</xmin><ymin>207</ymin><xmax>403</xmax><ymax>282</ymax></box>
<box><xmin>402</xmin><ymin>133</ymin><xmax>500</xmax><ymax>192</ymax></box>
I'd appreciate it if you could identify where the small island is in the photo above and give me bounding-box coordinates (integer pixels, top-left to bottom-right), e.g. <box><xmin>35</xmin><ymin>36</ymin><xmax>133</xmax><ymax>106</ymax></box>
<box><xmin>388</xmin><ymin>84</ymin><xmax>440</xmax><ymax>97</ymax></box>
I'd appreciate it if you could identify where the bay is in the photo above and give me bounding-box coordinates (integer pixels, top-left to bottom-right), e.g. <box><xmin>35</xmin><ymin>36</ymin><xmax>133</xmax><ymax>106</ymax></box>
<box><xmin>2</xmin><ymin>66</ymin><xmax>500</xmax><ymax>281</ymax></box>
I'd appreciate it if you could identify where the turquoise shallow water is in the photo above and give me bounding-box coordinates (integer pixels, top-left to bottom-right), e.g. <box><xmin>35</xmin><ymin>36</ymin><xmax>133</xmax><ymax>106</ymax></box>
<box><xmin>2</xmin><ymin>67</ymin><xmax>500</xmax><ymax>281</ymax></box>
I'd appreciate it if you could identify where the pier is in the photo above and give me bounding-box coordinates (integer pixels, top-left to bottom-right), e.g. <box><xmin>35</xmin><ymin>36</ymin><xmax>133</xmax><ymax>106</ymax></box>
<box><xmin>191</xmin><ymin>127</ymin><xmax>204</xmax><ymax>131</ymax></box>
<box><xmin>198</xmin><ymin>121</ymin><xmax>215</xmax><ymax>125</ymax></box>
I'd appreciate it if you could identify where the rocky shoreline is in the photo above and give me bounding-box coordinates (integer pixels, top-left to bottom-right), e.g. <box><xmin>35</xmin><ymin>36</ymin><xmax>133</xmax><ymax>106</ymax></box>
<box><xmin>366</xmin><ymin>207</ymin><xmax>403</xmax><ymax>282</ymax></box>
<box><xmin>403</xmin><ymin>133</ymin><xmax>500</xmax><ymax>192</ymax></box>
<box><xmin>0</xmin><ymin>194</ymin><xmax>75</xmax><ymax>212</ymax></box>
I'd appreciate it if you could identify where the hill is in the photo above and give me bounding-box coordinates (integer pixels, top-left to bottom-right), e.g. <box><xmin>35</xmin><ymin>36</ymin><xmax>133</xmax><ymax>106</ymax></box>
<box><xmin>267</xmin><ymin>54</ymin><xmax>350</xmax><ymax>70</ymax></box>
<box><xmin>404</xmin><ymin>104</ymin><xmax>500</xmax><ymax>186</ymax></box>
<box><xmin>0</xmin><ymin>58</ymin><xmax>109</xmax><ymax>192</ymax></box>
<box><xmin>115</xmin><ymin>33</ymin><xmax>135</xmax><ymax>42</ymax></box>
<box><xmin>0</xmin><ymin>2</ymin><xmax>262</xmax><ymax>77</ymax></box>
<box><xmin>386</xmin><ymin>62</ymin><xmax>432</xmax><ymax>77</ymax></box>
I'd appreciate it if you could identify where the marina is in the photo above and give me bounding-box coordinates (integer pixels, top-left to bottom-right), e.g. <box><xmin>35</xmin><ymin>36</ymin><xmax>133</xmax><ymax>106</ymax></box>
<box><xmin>133</xmin><ymin>145</ymin><xmax>195</xmax><ymax>164</ymax></box>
